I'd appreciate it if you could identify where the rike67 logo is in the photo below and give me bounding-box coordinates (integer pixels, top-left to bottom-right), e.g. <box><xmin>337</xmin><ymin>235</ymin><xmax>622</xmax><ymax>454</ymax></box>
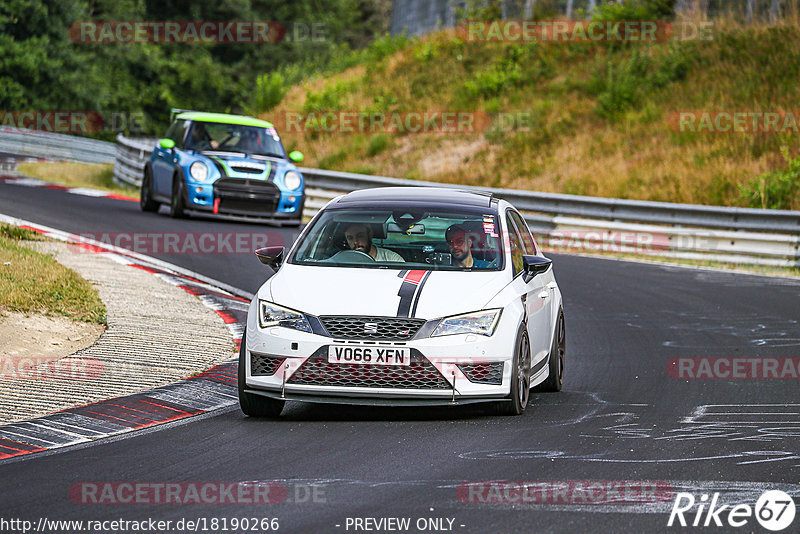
<box><xmin>668</xmin><ymin>490</ymin><xmax>796</xmax><ymax>531</ymax></box>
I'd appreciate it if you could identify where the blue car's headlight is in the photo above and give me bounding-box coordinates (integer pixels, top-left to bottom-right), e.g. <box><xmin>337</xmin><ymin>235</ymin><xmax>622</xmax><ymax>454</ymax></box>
<box><xmin>190</xmin><ymin>161</ymin><xmax>209</xmax><ymax>182</ymax></box>
<box><xmin>283</xmin><ymin>171</ymin><xmax>302</xmax><ymax>191</ymax></box>
<box><xmin>259</xmin><ymin>300</ymin><xmax>311</xmax><ymax>333</ymax></box>
<box><xmin>431</xmin><ymin>309</ymin><xmax>502</xmax><ymax>337</ymax></box>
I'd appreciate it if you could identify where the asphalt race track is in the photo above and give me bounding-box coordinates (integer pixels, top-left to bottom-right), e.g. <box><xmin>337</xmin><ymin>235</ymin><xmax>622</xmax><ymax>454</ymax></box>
<box><xmin>1</xmin><ymin>180</ymin><xmax>799</xmax><ymax>533</ymax></box>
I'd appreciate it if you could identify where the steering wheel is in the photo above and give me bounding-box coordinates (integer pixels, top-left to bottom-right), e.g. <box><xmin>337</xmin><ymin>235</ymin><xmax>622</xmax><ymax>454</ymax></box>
<box><xmin>324</xmin><ymin>249</ymin><xmax>375</xmax><ymax>263</ymax></box>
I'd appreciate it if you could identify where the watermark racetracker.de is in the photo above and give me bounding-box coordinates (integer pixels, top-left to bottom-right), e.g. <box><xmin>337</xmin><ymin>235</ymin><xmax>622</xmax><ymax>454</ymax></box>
<box><xmin>668</xmin><ymin>357</ymin><xmax>800</xmax><ymax>380</ymax></box>
<box><xmin>0</xmin><ymin>111</ymin><xmax>146</xmax><ymax>135</ymax></box>
<box><xmin>457</xmin><ymin>480</ymin><xmax>674</xmax><ymax>504</ymax></box>
<box><xmin>670</xmin><ymin>111</ymin><xmax>800</xmax><ymax>134</ymax></box>
<box><xmin>460</xmin><ymin>20</ymin><xmax>714</xmax><ymax>42</ymax></box>
<box><xmin>68</xmin><ymin>232</ymin><xmax>284</xmax><ymax>255</ymax></box>
<box><xmin>68</xmin><ymin>21</ymin><xmax>328</xmax><ymax>44</ymax></box>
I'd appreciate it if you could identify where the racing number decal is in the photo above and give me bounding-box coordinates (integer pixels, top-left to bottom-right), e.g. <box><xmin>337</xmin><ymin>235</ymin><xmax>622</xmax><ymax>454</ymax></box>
<box><xmin>396</xmin><ymin>270</ymin><xmax>430</xmax><ymax>318</ymax></box>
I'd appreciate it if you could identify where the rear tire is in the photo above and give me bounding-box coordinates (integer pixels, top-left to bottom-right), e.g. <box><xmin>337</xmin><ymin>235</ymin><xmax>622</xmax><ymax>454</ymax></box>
<box><xmin>238</xmin><ymin>332</ymin><xmax>285</xmax><ymax>418</ymax></box>
<box><xmin>495</xmin><ymin>325</ymin><xmax>531</xmax><ymax>416</ymax></box>
<box><xmin>536</xmin><ymin>308</ymin><xmax>565</xmax><ymax>392</ymax></box>
<box><xmin>140</xmin><ymin>166</ymin><xmax>158</xmax><ymax>212</ymax></box>
<box><xmin>169</xmin><ymin>172</ymin><xmax>187</xmax><ymax>218</ymax></box>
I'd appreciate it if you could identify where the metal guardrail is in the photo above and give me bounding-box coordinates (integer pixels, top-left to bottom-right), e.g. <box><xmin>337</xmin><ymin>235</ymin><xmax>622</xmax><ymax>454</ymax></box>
<box><xmin>105</xmin><ymin>135</ymin><xmax>800</xmax><ymax>267</ymax></box>
<box><xmin>298</xmin><ymin>167</ymin><xmax>800</xmax><ymax>234</ymax></box>
<box><xmin>0</xmin><ymin>127</ymin><xmax>116</xmax><ymax>164</ymax></box>
<box><xmin>113</xmin><ymin>134</ymin><xmax>157</xmax><ymax>187</ymax></box>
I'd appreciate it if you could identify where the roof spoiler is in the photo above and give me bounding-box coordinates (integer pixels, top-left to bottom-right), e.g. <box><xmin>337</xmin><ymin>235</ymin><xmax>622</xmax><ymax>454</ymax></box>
<box><xmin>170</xmin><ymin>108</ymin><xmax>201</xmax><ymax>122</ymax></box>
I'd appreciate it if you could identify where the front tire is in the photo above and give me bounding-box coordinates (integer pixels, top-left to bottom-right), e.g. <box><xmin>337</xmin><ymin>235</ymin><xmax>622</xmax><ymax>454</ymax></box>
<box><xmin>140</xmin><ymin>166</ymin><xmax>158</xmax><ymax>212</ymax></box>
<box><xmin>495</xmin><ymin>325</ymin><xmax>531</xmax><ymax>416</ymax></box>
<box><xmin>536</xmin><ymin>308</ymin><xmax>565</xmax><ymax>392</ymax></box>
<box><xmin>169</xmin><ymin>173</ymin><xmax>187</xmax><ymax>218</ymax></box>
<box><xmin>238</xmin><ymin>331</ymin><xmax>285</xmax><ymax>418</ymax></box>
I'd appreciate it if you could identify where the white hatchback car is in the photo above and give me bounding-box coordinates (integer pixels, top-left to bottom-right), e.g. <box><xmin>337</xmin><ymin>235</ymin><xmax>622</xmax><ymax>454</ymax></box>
<box><xmin>239</xmin><ymin>187</ymin><xmax>565</xmax><ymax>417</ymax></box>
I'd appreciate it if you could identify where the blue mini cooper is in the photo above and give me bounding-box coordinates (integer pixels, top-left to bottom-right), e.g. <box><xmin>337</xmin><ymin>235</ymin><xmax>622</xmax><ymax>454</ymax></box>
<box><xmin>140</xmin><ymin>110</ymin><xmax>305</xmax><ymax>225</ymax></box>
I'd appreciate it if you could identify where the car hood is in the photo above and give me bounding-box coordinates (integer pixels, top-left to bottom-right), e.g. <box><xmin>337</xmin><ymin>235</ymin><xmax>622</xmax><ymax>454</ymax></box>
<box><xmin>265</xmin><ymin>264</ymin><xmax>509</xmax><ymax>320</ymax></box>
<box><xmin>195</xmin><ymin>152</ymin><xmax>290</xmax><ymax>178</ymax></box>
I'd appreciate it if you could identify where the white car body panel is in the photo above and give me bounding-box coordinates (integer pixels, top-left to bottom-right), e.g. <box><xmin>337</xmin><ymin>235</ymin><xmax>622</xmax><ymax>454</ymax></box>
<box><xmin>266</xmin><ymin>266</ymin><xmax>509</xmax><ymax>320</ymax></box>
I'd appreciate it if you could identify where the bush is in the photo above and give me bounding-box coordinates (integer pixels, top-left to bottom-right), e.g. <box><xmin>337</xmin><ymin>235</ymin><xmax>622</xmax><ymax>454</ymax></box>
<box><xmin>590</xmin><ymin>45</ymin><xmax>689</xmax><ymax>119</ymax></box>
<box><xmin>738</xmin><ymin>147</ymin><xmax>800</xmax><ymax>209</ymax></box>
<box><xmin>456</xmin><ymin>0</ymin><xmax>503</xmax><ymax>22</ymax></box>
<box><xmin>363</xmin><ymin>34</ymin><xmax>410</xmax><ymax>64</ymax></box>
<box><xmin>303</xmin><ymin>79</ymin><xmax>355</xmax><ymax>113</ymax></box>
<box><xmin>366</xmin><ymin>134</ymin><xmax>390</xmax><ymax>156</ymax></box>
<box><xmin>250</xmin><ymin>72</ymin><xmax>287</xmax><ymax>113</ymax></box>
<box><xmin>462</xmin><ymin>45</ymin><xmax>533</xmax><ymax>99</ymax></box>
<box><xmin>592</xmin><ymin>0</ymin><xmax>677</xmax><ymax>21</ymax></box>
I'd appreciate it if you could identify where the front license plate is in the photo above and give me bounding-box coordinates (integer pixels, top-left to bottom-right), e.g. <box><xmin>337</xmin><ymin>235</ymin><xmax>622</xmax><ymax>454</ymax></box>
<box><xmin>327</xmin><ymin>345</ymin><xmax>411</xmax><ymax>366</ymax></box>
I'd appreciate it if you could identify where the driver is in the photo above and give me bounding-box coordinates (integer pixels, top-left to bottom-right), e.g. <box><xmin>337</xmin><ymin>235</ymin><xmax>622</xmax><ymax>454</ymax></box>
<box><xmin>344</xmin><ymin>223</ymin><xmax>404</xmax><ymax>262</ymax></box>
<box><xmin>446</xmin><ymin>224</ymin><xmax>490</xmax><ymax>268</ymax></box>
<box><xmin>188</xmin><ymin>123</ymin><xmax>218</xmax><ymax>149</ymax></box>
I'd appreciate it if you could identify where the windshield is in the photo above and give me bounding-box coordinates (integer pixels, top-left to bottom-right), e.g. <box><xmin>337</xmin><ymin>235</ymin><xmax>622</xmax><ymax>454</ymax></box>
<box><xmin>184</xmin><ymin>121</ymin><xmax>286</xmax><ymax>158</ymax></box>
<box><xmin>290</xmin><ymin>207</ymin><xmax>503</xmax><ymax>271</ymax></box>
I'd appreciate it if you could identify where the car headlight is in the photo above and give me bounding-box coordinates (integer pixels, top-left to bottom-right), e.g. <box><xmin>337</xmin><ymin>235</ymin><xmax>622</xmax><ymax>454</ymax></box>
<box><xmin>283</xmin><ymin>170</ymin><xmax>302</xmax><ymax>191</ymax></box>
<box><xmin>431</xmin><ymin>309</ymin><xmax>502</xmax><ymax>337</ymax></box>
<box><xmin>190</xmin><ymin>161</ymin><xmax>209</xmax><ymax>182</ymax></box>
<box><xmin>259</xmin><ymin>300</ymin><xmax>311</xmax><ymax>333</ymax></box>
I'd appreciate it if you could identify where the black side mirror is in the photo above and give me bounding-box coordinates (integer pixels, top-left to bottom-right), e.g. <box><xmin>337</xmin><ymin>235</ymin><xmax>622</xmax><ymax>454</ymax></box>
<box><xmin>522</xmin><ymin>255</ymin><xmax>552</xmax><ymax>282</ymax></box>
<box><xmin>255</xmin><ymin>246</ymin><xmax>284</xmax><ymax>270</ymax></box>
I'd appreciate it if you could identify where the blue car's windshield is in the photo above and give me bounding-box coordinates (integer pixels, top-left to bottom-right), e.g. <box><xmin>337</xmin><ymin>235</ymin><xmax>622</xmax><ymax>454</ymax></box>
<box><xmin>290</xmin><ymin>208</ymin><xmax>504</xmax><ymax>271</ymax></box>
<box><xmin>185</xmin><ymin>121</ymin><xmax>286</xmax><ymax>158</ymax></box>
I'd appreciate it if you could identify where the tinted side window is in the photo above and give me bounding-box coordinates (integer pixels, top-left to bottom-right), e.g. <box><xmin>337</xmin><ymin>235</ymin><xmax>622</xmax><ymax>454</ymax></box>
<box><xmin>506</xmin><ymin>213</ymin><xmax>524</xmax><ymax>276</ymax></box>
<box><xmin>510</xmin><ymin>210</ymin><xmax>536</xmax><ymax>254</ymax></box>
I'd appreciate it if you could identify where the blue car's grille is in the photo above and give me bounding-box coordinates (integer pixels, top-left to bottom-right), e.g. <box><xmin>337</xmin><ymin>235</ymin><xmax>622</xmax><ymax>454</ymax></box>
<box><xmin>214</xmin><ymin>179</ymin><xmax>280</xmax><ymax>215</ymax></box>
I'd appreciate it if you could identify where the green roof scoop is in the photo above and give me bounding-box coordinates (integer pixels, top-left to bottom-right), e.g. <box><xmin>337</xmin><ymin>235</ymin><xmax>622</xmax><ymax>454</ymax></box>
<box><xmin>289</xmin><ymin>150</ymin><xmax>304</xmax><ymax>163</ymax></box>
<box><xmin>174</xmin><ymin>111</ymin><xmax>274</xmax><ymax>128</ymax></box>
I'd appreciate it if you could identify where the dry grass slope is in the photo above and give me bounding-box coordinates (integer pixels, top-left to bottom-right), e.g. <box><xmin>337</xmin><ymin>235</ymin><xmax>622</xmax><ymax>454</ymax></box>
<box><xmin>265</xmin><ymin>12</ymin><xmax>800</xmax><ymax>209</ymax></box>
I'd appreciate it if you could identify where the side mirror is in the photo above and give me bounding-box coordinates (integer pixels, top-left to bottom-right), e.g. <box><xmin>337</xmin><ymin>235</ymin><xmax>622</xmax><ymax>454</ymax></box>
<box><xmin>288</xmin><ymin>150</ymin><xmax>304</xmax><ymax>163</ymax></box>
<box><xmin>159</xmin><ymin>138</ymin><xmax>175</xmax><ymax>150</ymax></box>
<box><xmin>522</xmin><ymin>255</ymin><xmax>552</xmax><ymax>283</ymax></box>
<box><xmin>255</xmin><ymin>246</ymin><xmax>284</xmax><ymax>270</ymax></box>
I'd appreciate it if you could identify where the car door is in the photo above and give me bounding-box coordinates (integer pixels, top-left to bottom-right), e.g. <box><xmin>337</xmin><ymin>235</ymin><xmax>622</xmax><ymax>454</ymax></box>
<box><xmin>506</xmin><ymin>210</ymin><xmax>551</xmax><ymax>368</ymax></box>
<box><xmin>152</xmin><ymin>119</ymin><xmax>186</xmax><ymax>197</ymax></box>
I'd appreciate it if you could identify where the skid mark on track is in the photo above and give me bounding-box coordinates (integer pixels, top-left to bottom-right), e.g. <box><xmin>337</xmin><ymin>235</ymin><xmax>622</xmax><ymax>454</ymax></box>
<box><xmin>457</xmin><ymin>401</ymin><xmax>800</xmax><ymax>468</ymax></box>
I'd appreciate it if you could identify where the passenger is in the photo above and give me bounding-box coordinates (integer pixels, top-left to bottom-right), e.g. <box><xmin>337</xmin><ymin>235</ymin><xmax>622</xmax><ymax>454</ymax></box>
<box><xmin>344</xmin><ymin>223</ymin><xmax>404</xmax><ymax>262</ymax></box>
<box><xmin>446</xmin><ymin>224</ymin><xmax>490</xmax><ymax>268</ymax></box>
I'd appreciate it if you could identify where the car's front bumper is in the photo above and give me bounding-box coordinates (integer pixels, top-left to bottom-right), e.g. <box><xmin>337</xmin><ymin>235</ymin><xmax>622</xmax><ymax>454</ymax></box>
<box><xmin>244</xmin><ymin>307</ymin><xmax>518</xmax><ymax>403</ymax></box>
<box><xmin>243</xmin><ymin>388</ymin><xmax>511</xmax><ymax>407</ymax></box>
<box><xmin>185</xmin><ymin>177</ymin><xmax>303</xmax><ymax>223</ymax></box>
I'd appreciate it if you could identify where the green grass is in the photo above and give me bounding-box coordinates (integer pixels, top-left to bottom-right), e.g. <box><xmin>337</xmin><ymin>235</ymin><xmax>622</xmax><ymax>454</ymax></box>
<box><xmin>16</xmin><ymin>162</ymin><xmax>138</xmax><ymax>198</ymax></box>
<box><xmin>0</xmin><ymin>225</ymin><xmax>106</xmax><ymax>324</ymax></box>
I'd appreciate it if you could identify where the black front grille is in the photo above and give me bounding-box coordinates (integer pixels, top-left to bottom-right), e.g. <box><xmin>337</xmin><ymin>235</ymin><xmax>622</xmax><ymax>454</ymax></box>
<box><xmin>214</xmin><ymin>178</ymin><xmax>280</xmax><ymax>214</ymax></box>
<box><xmin>288</xmin><ymin>348</ymin><xmax>450</xmax><ymax>389</ymax></box>
<box><xmin>251</xmin><ymin>353</ymin><xmax>286</xmax><ymax>376</ymax></box>
<box><xmin>458</xmin><ymin>362</ymin><xmax>504</xmax><ymax>385</ymax></box>
<box><xmin>320</xmin><ymin>316</ymin><xmax>425</xmax><ymax>341</ymax></box>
